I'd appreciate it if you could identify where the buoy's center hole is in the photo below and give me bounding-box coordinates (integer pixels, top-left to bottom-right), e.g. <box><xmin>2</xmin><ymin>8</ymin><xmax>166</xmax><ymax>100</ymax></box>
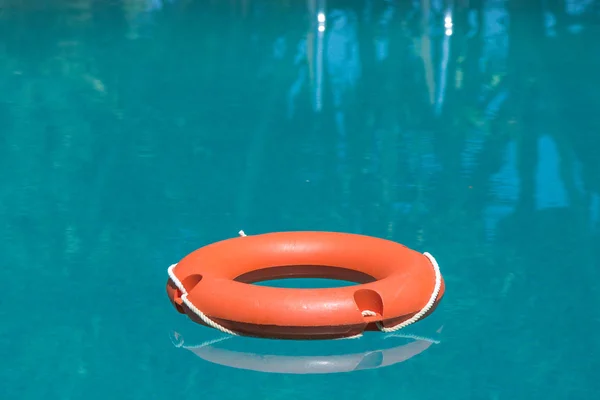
<box><xmin>253</xmin><ymin>278</ymin><xmax>359</xmax><ymax>288</ymax></box>
<box><xmin>235</xmin><ymin>265</ymin><xmax>376</xmax><ymax>288</ymax></box>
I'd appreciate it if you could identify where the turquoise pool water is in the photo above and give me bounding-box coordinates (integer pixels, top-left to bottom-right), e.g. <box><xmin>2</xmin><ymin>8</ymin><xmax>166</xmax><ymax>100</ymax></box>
<box><xmin>2</xmin><ymin>0</ymin><xmax>600</xmax><ymax>398</ymax></box>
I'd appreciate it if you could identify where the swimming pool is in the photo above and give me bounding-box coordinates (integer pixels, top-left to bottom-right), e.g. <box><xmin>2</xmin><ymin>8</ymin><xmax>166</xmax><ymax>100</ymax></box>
<box><xmin>2</xmin><ymin>0</ymin><xmax>599</xmax><ymax>399</ymax></box>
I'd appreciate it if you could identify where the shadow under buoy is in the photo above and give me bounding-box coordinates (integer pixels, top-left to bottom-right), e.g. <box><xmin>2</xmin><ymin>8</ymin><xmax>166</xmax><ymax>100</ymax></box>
<box><xmin>170</xmin><ymin>326</ymin><xmax>443</xmax><ymax>374</ymax></box>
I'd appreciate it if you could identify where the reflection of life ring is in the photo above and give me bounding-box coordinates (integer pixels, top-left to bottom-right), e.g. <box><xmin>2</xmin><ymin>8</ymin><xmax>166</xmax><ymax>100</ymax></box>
<box><xmin>167</xmin><ymin>231</ymin><xmax>445</xmax><ymax>340</ymax></box>
<box><xmin>170</xmin><ymin>329</ymin><xmax>443</xmax><ymax>374</ymax></box>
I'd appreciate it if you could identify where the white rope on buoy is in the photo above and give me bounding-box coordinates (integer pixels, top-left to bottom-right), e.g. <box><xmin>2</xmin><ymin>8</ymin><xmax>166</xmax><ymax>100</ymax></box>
<box><xmin>361</xmin><ymin>251</ymin><xmax>442</xmax><ymax>333</ymax></box>
<box><xmin>168</xmin><ymin>263</ymin><xmax>239</xmax><ymax>336</ymax></box>
<box><xmin>166</xmin><ymin>230</ymin><xmax>250</xmax><ymax>336</ymax></box>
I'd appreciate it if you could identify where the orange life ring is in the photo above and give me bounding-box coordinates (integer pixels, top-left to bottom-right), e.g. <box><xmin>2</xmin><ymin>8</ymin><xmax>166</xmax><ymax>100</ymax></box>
<box><xmin>166</xmin><ymin>231</ymin><xmax>445</xmax><ymax>340</ymax></box>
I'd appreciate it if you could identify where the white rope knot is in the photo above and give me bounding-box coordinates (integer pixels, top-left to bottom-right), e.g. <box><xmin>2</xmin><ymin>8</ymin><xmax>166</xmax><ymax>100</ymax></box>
<box><xmin>168</xmin><ymin>230</ymin><xmax>442</xmax><ymax>339</ymax></box>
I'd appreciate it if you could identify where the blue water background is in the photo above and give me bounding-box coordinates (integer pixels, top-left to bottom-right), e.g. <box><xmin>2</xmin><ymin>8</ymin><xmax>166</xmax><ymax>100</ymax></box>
<box><xmin>1</xmin><ymin>0</ymin><xmax>600</xmax><ymax>399</ymax></box>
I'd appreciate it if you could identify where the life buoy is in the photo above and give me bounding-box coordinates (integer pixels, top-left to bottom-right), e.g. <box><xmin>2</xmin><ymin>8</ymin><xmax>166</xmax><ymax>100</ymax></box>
<box><xmin>166</xmin><ymin>231</ymin><xmax>445</xmax><ymax>340</ymax></box>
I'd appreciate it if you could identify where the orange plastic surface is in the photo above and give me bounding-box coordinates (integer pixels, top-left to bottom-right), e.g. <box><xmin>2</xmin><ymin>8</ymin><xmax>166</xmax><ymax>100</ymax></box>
<box><xmin>166</xmin><ymin>231</ymin><xmax>445</xmax><ymax>339</ymax></box>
